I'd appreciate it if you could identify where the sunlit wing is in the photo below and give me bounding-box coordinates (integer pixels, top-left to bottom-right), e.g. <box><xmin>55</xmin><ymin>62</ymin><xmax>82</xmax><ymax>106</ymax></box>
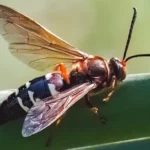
<box><xmin>22</xmin><ymin>82</ymin><xmax>97</xmax><ymax>137</ymax></box>
<box><xmin>0</xmin><ymin>5</ymin><xmax>89</xmax><ymax>71</ymax></box>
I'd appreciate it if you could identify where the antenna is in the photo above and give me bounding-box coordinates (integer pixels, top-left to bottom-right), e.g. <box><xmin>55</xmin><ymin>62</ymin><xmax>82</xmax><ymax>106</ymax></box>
<box><xmin>123</xmin><ymin>8</ymin><xmax>150</xmax><ymax>63</ymax></box>
<box><xmin>125</xmin><ymin>54</ymin><xmax>150</xmax><ymax>62</ymax></box>
<box><xmin>122</xmin><ymin>8</ymin><xmax>137</xmax><ymax>60</ymax></box>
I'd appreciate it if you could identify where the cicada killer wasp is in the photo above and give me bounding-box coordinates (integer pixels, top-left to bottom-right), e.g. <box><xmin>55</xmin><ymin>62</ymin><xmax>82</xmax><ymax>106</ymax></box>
<box><xmin>0</xmin><ymin>5</ymin><xmax>150</xmax><ymax>138</ymax></box>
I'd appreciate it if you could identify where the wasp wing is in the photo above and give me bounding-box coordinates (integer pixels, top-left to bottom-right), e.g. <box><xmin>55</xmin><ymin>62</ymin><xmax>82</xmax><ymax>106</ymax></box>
<box><xmin>0</xmin><ymin>5</ymin><xmax>89</xmax><ymax>71</ymax></box>
<box><xmin>22</xmin><ymin>82</ymin><xmax>97</xmax><ymax>137</ymax></box>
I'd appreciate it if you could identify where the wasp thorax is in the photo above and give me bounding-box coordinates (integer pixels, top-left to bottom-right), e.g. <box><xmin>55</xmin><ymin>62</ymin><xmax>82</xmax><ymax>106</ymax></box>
<box><xmin>87</xmin><ymin>58</ymin><xmax>108</xmax><ymax>80</ymax></box>
<box><xmin>109</xmin><ymin>57</ymin><xmax>126</xmax><ymax>81</ymax></box>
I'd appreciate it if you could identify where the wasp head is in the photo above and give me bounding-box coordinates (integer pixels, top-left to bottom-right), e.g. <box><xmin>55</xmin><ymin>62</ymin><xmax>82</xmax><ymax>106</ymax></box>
<box><xmin>109</xmin><ymin>57</ymin><xmax>126</xmax><ymax>81</ymax></box>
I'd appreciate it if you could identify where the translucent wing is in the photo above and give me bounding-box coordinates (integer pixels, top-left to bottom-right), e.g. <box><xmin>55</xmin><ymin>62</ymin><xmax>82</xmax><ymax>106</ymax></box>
<box><xmin>22</xmin><ymin>82</ymin><xmax>97</xmax><ymax>137</ymax></box>
<box><xmin>0</xmin><ymin>5</ymin><xmax>89</xmax><ymax>71</ymax></box>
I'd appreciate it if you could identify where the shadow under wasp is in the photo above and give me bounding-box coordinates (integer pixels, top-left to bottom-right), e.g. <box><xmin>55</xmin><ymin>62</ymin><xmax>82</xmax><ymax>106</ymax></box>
<box><xmin>0</xmin><ymin>5</ymin><xmax>150</xmax><ymax>147</ymax></box>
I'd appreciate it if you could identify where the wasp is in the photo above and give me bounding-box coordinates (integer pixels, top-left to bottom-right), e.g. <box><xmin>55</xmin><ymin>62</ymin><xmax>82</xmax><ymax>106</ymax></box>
<box><xmin>0</xmin><ymin>5</ymin><xmax>150</xmax><ymax>137</ymax></box>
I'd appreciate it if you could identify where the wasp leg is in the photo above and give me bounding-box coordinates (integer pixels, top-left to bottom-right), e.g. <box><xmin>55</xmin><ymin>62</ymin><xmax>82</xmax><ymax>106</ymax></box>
<box><xmin>103</xmin><ymin>76</ymin><xmax>118</xmax><ymax>103</ymax></box>
<box><xmin>54</xmin><ymin>63</ymin><xmax>70</xmax><ymax>84</ymax></box>
<box><xmin>45</xmin><ymin>113</ymin><xmax>66</xmax><ymax>147</ymax></box>
<box><xmin>99</xmin><ymin>116</ymin><xmax>107</xmax><ymax>124</ymax></box>
<box><xmin>103</xmin><ymin>90</ymin><xmax>115</xmax><ymax>102</ymax></box>
<box><xmin>85</xmin><ymin>94</ymin><xmax>107</xmax><ymax>124</ymax></box>
<box><xmin>85</xmin><ymin>94</ymin><xmax>99</xmax><ymax>115</ymax></box>
<box><xmin>55</xmin><ymin>113</ymin><xmax>67</xmax><ymax>126</ymax></box>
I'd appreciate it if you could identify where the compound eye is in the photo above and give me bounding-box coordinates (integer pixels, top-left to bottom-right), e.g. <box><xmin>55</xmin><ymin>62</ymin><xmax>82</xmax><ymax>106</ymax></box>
<box><xmin>110</xmin><ymin>58</ymin><xmax>125</xmax><ymax>81</ymax></box>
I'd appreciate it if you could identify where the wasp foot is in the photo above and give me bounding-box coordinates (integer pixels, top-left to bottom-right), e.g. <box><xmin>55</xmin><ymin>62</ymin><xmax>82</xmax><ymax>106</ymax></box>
<box><xmin>99</xmin><ymin>116</ymin><xmax>107</xmax><ymax>125</ymax></box>
<box><xmin>91</xmin><ymin>107</ymin><xmax>99</xmax><ymax>114</ymax></box>
<box><xmin>45</xmin><ymin>136</ymin><xmax>53</xmax><ymax>148</ymax></box>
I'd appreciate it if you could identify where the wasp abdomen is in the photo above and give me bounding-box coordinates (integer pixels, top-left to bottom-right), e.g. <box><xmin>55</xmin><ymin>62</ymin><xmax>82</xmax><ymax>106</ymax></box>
<box><xmin>0</xmin><ymin>73</ymin><xmax>64</xmax><ymax>125</ymax></box>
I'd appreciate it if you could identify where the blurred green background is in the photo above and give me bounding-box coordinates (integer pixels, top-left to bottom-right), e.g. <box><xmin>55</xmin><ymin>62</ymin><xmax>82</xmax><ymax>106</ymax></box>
<box><xmin>1</xmin><ymin>0</ymin><xmax>150</xmax><ymax>89</ymax></box>
<box><xmin>1</xmin><ymin>1</ymin><xmax>150</xmax><ymax>149</ymax></box>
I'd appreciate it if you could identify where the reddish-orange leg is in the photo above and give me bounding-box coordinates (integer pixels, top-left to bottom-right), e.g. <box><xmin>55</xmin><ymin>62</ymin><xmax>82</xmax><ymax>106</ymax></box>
<box><xmin>54</xmin><ymin>63</ymin><xmax>70</xmax><ymax>84</ymax></box>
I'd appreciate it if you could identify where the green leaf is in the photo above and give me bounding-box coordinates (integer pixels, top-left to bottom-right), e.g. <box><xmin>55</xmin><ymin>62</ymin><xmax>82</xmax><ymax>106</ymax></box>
<box><xmin>0</xmin><ymin>73</ymin><xmax>150</xmax><ymax>150</ymax></box>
